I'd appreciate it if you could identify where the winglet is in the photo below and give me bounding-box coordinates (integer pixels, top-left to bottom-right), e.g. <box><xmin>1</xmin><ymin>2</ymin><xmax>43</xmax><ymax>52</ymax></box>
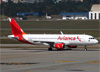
<box><xmin>60</xmin><ymin>31</ymin><xmax>63</xmax><ymax>35</ymax></box>
<box><xmin>8</xmin><ymin>18</ymin><xmax>11</xmax><ymax>22</ymax></box>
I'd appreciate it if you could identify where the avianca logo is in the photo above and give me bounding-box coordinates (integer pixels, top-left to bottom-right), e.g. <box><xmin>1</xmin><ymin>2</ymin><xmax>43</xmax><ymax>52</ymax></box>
<box><xmin>57</xmin><ymin>36</ymin><xmax>81</xmax><ymax>42</ymax></box>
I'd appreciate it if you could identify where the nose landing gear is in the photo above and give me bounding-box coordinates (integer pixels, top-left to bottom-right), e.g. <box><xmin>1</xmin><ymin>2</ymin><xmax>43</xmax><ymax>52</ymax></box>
<box><xmin>84</xmin><ymin>46</ymin><xmax>87</xmax><ymax>51</ymax></box>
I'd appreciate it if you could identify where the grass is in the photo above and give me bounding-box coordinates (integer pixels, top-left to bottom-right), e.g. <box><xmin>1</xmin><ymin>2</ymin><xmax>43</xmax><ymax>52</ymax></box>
<box><xmin>0</xmin><ymin>38</ymin><xmax>23</xmax><ymax>44</ymax></box>
<box><xmin>0</xmin><ymin>15</ymin><xmax>8</xmax><ymax>18</ymax></box>
<box><xmin>1</xmin><ymin>30</ymin><xmax>99</xmax><ymax>37</ymax></box>
<box><xmin>1</xmin><ymin>20</ymin><xmax>99</xmax><ymax>29</ymax></box>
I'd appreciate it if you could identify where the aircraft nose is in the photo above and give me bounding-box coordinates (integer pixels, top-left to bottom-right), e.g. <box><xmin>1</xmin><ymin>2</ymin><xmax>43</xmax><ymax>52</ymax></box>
<box><xmin>95</xmin><ymin>40</ymin><xmax>99</xmax><ymax>44</ymax></box>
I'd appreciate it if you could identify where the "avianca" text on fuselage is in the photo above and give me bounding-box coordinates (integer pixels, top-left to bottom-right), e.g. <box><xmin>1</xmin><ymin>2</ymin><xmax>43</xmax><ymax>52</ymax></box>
<box><xmin>57</xmin><ymin>36</ymin><xmax>81</xmax><ymax>42</ymax></box>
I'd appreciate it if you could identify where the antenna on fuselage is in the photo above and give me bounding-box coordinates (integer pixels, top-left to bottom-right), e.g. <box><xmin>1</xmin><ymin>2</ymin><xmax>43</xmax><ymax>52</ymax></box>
<box><xmin>60</xmin><ymin>31</ymin><xmax>63</xmax><ymax>35</ymax></box>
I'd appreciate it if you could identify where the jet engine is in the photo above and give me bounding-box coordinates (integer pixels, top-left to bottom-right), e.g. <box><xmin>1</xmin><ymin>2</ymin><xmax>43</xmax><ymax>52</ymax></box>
<box><xmin>54</xmin><ymin>43</ymin><xmax>65</xmax><ymax>50</ymax></box>
<box><xmin>68</xmin><ymin>45</ymin><xmax>77</xmax><ymax>48</ymax></box>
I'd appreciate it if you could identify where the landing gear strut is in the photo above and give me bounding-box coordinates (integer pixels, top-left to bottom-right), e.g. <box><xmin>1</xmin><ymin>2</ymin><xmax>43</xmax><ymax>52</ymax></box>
<box><xmin>84</xmin><ymin>46</ymin><xmax>87</xmax><ymax>51</ymax></box>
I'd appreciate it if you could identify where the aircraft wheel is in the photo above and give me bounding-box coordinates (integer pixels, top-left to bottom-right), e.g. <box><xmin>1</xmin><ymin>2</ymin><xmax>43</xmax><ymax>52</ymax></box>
<box><xmin>85</xmin><ymin>48</ymin><xmax>87</xmax><ymax>51</ymax></box>
<box><xmin>48</xmin><ymin>48</ymin><xmax>52</xmax><ymax>51</ymax></box>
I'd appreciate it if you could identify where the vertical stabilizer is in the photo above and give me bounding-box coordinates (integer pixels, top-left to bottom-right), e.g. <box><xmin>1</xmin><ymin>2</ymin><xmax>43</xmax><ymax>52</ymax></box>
<box><xmin>8</xmin><ymin>18</ymin><xmax>26</xmax><ymax>36</ymax></box>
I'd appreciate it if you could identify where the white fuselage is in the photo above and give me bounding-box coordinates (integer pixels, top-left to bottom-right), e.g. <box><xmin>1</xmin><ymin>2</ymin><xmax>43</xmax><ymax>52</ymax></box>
<box><xmin>20</xmin><ymin>34</ymin><xmax>98</xmax><ymax>46</ymax></box>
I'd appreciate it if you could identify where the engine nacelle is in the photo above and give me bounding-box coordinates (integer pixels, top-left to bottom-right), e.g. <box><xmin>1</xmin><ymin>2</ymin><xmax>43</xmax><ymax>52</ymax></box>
<box><xmin>68</xmin><ymin>45</ymin><xmax>77</xmax><ymax>48</ymax></box>
<box><xmin>54</xmin><ymin>43</ymin><xmax>65</xmax><ymax>50</ymax></box>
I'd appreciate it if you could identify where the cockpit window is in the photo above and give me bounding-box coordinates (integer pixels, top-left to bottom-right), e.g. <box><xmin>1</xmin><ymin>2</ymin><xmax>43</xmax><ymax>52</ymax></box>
<box><xmin>89</xmin><ymin>38</ymin><xmax>95</xmax><ymax>39</ymax></box>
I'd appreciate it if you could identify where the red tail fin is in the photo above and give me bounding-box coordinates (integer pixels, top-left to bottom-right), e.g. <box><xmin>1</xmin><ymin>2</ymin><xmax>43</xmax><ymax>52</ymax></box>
<box><xmin>9</xmin><ymin>18</ymin><xmax>26</xmax><ymax>36</ymax></box>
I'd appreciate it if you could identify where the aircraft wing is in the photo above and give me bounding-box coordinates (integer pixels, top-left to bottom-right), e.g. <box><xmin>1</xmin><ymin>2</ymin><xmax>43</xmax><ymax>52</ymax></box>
<box><xmin>32</xmin><ymin>40</ymin><xmax>69</xmax><ymax>46</ymax></box>
<box><xmin>33</xmin><ymin>40</ymin><xmax>55</xmax><ymax>45</ymax></box>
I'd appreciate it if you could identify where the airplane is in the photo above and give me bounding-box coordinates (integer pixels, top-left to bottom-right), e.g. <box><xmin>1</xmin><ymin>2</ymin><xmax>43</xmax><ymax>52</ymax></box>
<box><xmin>8</xmin><ymin>18</ymin><xmax>98</xmax><ymax>51</ymax></box>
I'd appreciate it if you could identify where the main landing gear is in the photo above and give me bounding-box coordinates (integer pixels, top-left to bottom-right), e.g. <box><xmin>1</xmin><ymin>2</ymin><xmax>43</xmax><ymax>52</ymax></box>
<box><xmin>48</xmin><ymin>47</ymin><xmax>52</xmax><ymax>51</ymax></box>
<box><xmin>84</xmin><ymin>45</ymin><xmax>87</xmax><ymax>51</ymax></box>
<box><xmin>48</xmin><ymin>44</ymin><xmax>53</xmax><ymax>51</ymax></box>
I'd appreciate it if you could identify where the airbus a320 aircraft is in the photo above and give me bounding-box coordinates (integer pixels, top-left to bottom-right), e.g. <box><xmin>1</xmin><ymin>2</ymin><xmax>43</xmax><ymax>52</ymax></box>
<box><xmin>8</xmin><ymin>18</ymin><xmax>98</xmax><ymax>51</ymax></box>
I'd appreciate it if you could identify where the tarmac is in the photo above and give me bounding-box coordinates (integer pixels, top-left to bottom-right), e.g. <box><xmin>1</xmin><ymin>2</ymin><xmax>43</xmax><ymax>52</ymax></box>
<box><xmin>0</xmin><ymin>44</ymin><xmax>100</xmax><ymax>72</ymax></box>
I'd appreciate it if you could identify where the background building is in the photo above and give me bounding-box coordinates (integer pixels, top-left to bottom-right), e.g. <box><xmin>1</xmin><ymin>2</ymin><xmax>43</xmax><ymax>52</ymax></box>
<box><xmin>89</xmin><ymin>4</ymin><xmax>100</xmax><ymax>20</ymax></box>
<box><xmin>19</xmin><ymin>0</ymin><xmax>43</xmax><ymax>3</ymax></box>
<box><xmin>60</xmin><ymin>12</ymin><xmax>88</xmax><ymax>20</ymax></box>
<box><xmin>61</xmin><ymin>4</ymin><xmax>100</xmax><ymax>20</ymax></box>
<box><xmin>11</xmin><ymin>0</ymin><xmax>19</xmax><ymax>3</ymax></box>
<box><xmin>1</xmin><ymin>0</ymin><xmax>83</xmax><ymax>4</ymax></box>
<box><xmin>1</xmin><ymin>0</ymin><xmax>44</xmax><ymax>3</ymax></box>
<box><xmin>2</xmin><ymin>0</ymin><xmax>8</xmax><ymax>2</ymax></box>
